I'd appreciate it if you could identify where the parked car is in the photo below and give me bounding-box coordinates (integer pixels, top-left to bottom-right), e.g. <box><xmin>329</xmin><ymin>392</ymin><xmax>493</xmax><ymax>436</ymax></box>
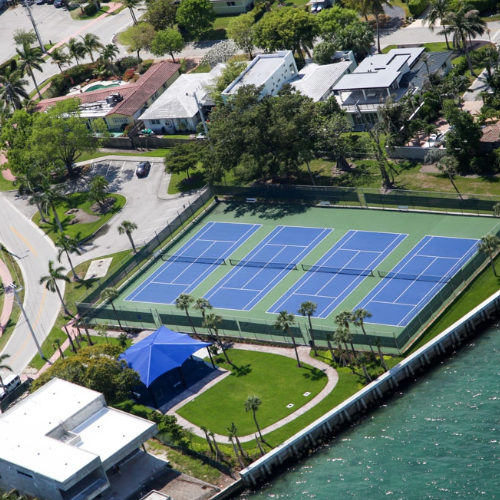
<box><xmin>35</xmin><ymin>0</ymin><xmax>45</xmax><ymax>4</ymax></box>
<box><xmin>0</xmin><ymin>374</ymin><xmax>21</xmax><ymax>401</ymax></box>
<box><xmin>135</xmin><ymin>161</ymin><xmax>151</xmax><ymax>178</ymax></box>
<box><xmin>54</xmin><ymin>0</ymin><xmax>66</xmax><ymax>7</ymax></box>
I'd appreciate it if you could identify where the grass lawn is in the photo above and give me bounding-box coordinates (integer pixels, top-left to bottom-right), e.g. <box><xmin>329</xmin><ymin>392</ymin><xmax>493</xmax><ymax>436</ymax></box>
<box><xmin>32</xmin><ymin>192</ymin><xmax>125</xmax><ymax>242</ymax></box>
<box><xmin>213</xmin><ymin>14</ymin><xmax>240</xmax><ymax>32</ymax></box>
<box><xmin>191</xmin><ymin>63</ymin><xmax>211</xmax><ymax>74</ymax></box>
<box><xmin>0</xmin><ymin>172</ymin><xmax>15</xmax><ymax>192</ymax></box>
<box><xmin>78</xmin><ymin>149</ymin><xmax>170</xmax><ymax>162</ymax></box>
<box><xmin>69</xmin><ymin>5</ymin><xmax>109</xmax><ymax>20</ymax></box>
<box><xmin>383</xmin><ymin>42</ymin><xmax>451</xmax><ymax>54</ymax></box>
<box><xmin>167</xmin><ymin>169</ymin><xmax>206</xmax><ymax>194</ymax></box>
<box><xmin>177</xmin><ymin>349</ymin><xmax>329</xmax><ymax>436</ymax></box>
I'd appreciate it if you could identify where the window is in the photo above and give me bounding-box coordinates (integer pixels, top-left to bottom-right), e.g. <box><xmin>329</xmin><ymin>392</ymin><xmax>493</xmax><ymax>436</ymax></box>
<box><xmin>226</xmin><ymin>1</ymin><xmax>235</xmax><ymax>4</ymax></box>
<box><xmin>152</xmin><ymin>119</ymin><xmax>160</xmax><ymax>124</ymax></box>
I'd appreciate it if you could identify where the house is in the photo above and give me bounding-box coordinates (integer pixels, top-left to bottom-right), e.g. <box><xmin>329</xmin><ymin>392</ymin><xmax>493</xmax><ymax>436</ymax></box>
<box><xmin>332</xmin><ymin>47</ymin><xmax>454</xmax><ymax>129</ymax></box>
<box><xmin>0</xmin><ymin>378</ymin><xmax>158</xmax><ymax>500</ymax></box>
<box><xmin>139</xmin><ymin>65</ymin><xmax>224</xmax><ymax>134</ymax></box>
<box><xmin>480</xmin><ymin>121</ymin><xmax>500</xmax><ymax>152</ymax></box>
<box><xmin>221</xmin><ymin>50</ymin><xmax>298</xmax><ymax>101</ymax></box>
<box><xmin>36</xmin><ymin>61</ymin><xmax>180</xmax><ymax>132</ymax></box>
<box><xmin>290</xmin><ymin>51</ymin><xmax>356</xmax><ymax>102</ymax></box>
<box><xmin>210</xmin><ymin>0</ymin><xmax>253</xmax><ymax>14</ymax></box>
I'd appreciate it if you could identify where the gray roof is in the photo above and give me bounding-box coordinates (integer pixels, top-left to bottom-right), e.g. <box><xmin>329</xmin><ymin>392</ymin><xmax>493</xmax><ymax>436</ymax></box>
<box><xmin>139</xmin><ymin>65</ymin><xmax>224</xmax><ymax>121</ymax></box>
<box><xmin>291</xmin><ymin>61</ymin><xmax>352</xmax><ymax>101</ymax></box>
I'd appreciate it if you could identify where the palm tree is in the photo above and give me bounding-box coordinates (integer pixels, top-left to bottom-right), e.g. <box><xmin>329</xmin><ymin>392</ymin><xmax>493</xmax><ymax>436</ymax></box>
<box><xmin>352</xmin><ymin>308</ymin><xmax>374</xmax><ymax>355</ymax></box>
<box><xmin>40</xmin><ymin>260</ymin><xmax>71</xmax><ymax>316</ymax></box>
<box><xmin>228</xmin><ymin>422</ymin><xmax>248</xmax><ymax>460</ymax></box>
<box><xmin>334</xmin><ymin>325</ymin><xmax>351</xmax><ymax>368</ymax></box>
<box><xmin>81</xmin><ymin>33</ymin><xmax>103</xmax><ymax>63</ymax></box>
<box><xmin>55</xmin><ymin>234</ymin><xmax>82</xmax><ymax>281</ymax></box>
<box><xmin>68</xmin><ymin>37</ymin><xmax>86</xmax><ymax>66</ymax></box>
<box><xmin>101</xmin><ymin>287</ymin><xmax>124</xmax><ymax>330</ymax></box>
<box><xmin>99</xmin><ymin>43</ymin><xmax>120</xmax><ymax>75</ymax></box>
<box><xmin>298</xmin><ymin>301</ymin><xmax>318</xmax><ymax>356</ymax></box>
<box><xmin>325</xmin><ymin>332</ymin><xmax>337</xmax><ymax>364</ymax></box>
<box><xmin>0</xmin><ymin>353</ymin><xmax>13</xmax><ymax>391</ymax></box>
<box><xmin>50</xmin><ymin>47</ymin><xmax>70</xmax><ymax>73</ymax></box>
<box><xmin>436</xmin><ymin>155</ymin><xmax>463</xmax><ymax>199</ymax></box>
<box><xmin>478</xmin><ymin>234</ymin><xmax>500</xmax><ymax>276</ymax></box>
<box><xmin>0</xmin><ymin>66</ymin><xmax>28</xmax><ymax>111</ymax></box>
<box><xmin>425</xmin><ymin>0</ymin><xmax>452</xmax><ymax>49</ymax></box>
<box><xmin>123</xmin><ymin>0</ymin><xmax>140</xmax><ymax>24</ymax></box>
<box><xmin>245</xmin><ymin>395</ymin><xmax>263</xmax><ymax>441</ymax></box>
<box><xmin>275</xmin><ymin>311</ymin><xmax>300</xmax><ymax>367</ymax></box>
<box><xmin>227</xmin><ymin>423</ymin><xmax>244</xmax><ymax>467</ymax></box>
<box><xmin>175</xmin><ymin>293</ymin><xmax>197</xmax><ymax>335</ymax></box>
<box><xmin>16</xmin><ymin>42</ymin><xmax>44</xmax><ymax>100</ymax></box>
<box><xmin>375</xmin><ymin>338</ymin><xmax>388</xmax><ymax>371</ymax></box>
<box><xmin>118</xmin><ymin>220</ymin><xmax>138</xmax><ymax>253</ymax></box>
<box><xmin>440</xmin><ymin>8</ymin><xmax>486</xmax><ymax>76</ymax></box>
<box><xmin>204</xmin><ymin>312</ymin><xmax>231</xmax><ymax>364</ymax></box>
<box><xmin>208</xmin><ymin>430</ymin><xmax>221</xmax><ymax>459</ymax></box>
<box><xmin>194</xmin><ymin>297</ymin><xmax>212</xmax><ymax>322</ymax></box>
<box><xmin>118</xmin><ymin>332</ymin><xmax>128</xmax><ymax>348</ymax></box>
<box><xmin>367</xmin><ymin>0</ymin><xmax>395</xmax><ymax>54</ymax></box>
<box><xmin>40</xmin><ymin>181</ymin><xmax>64</xmax><ymax>233</ymax></box>
<box><xmin>53</xmin><ymin>339</ymin><xmax>65</xmax><ymax>359</ymax></box>
<box><xmin>14</xmin><ymin>170</ymin><xmax>48</xmax><ymax>223</ymax></box>
<box><xmin>200</xmin><ymin>425</ymin><xmax>215</xmax><ymax>455</ymax></box>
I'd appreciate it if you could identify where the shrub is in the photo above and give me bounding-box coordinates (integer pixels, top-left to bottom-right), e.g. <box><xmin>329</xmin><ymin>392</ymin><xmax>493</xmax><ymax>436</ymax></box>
<box><xmin>408</xmin><ymin>0</ymin><xmax>429</xmax><ymax>17</ymax></box>
<box><xmin>116</xmin><ymin>56</ymin><xmax>140</xmax><ymax>73</ymax></box>
<box><xmin>83</xmin><ymin>2</ymin><xmax>98</xmax><ymax>16</ymax></box>
<box><xmin>462</xmin><ymin>0</ymin><xmax>496</xmax><ymax>13</ymax></box>
<box><xmin>137</xmin><ymin>59</ymin><xmax>153</xmax><ymax>74</ymax></box>
<box><xmin>122</xmin><ymin>68</ymin><xmax>136</xmax><ymax>81</ymax></box>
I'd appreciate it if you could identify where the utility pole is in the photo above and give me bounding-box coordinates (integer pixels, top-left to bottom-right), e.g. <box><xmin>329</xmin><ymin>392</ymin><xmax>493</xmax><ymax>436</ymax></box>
<box><xmin>23</xmin><ymin>0</ymin><xmax>47</xmax><ymax>54</ymax></box>
<box><xmin>5</xmin><ymin>282</ymin><xmax>45</xmax><ymax>360</ymax></box>
<box><xmin>189</xmin><ymin>91</ymin><xmax>209</xmax><ymax>138</ymax></box>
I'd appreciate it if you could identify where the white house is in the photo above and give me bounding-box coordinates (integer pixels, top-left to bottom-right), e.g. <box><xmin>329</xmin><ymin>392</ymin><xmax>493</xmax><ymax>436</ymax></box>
<box><xmin>290</xmin><ymin>51</ymin><xmax>357</xmax><ymax>102</ymax></box>
<box><xmin>139</xmin><ymin>65</ymin><xmax>224</xmax><ymax>134</ymax></box>
<box><xmin>332</xmin><ymin>47</ymin><xmax>453</xmax><ymax>128</ymax></box>
<box><xmin>210</xmin><ymin>0</ymin><xmax>253</xmax><ymax>14</ymax></box>
<box><xmin>0</xmin><ymin>378</ymin><xmax>158</xmax><ymax>500</ymax></box>
<box><xmin>221</xmin><ymin>50</ymin><xmax>298</xmax><ymax>101</ymax></box>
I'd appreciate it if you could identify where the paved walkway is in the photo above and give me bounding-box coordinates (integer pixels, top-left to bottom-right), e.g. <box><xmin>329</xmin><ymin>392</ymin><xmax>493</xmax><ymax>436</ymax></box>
<box><xmin>0</xmin><ymin>256</ymin><xmax>14</xmax><ymax>336</ymax></box>
<box><xmin>168</xmin><ymin>343</ymin><xmax>339</xmax><ymax>443</ymax></box>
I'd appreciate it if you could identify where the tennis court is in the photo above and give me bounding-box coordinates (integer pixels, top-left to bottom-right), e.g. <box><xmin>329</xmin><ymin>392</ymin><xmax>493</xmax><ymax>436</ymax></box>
<box><xmin>356</xmin><ymin>236</ymin><xmax>479</xmax><ymax>327</ymax></box>
<box><xmin>204</xmin><ymin>226</ymin><xmax>331</xmax><ymax>311</ymax></box>
<box><xmin>268</xmin><ymin>230</ymin><xmax>407</xmax><ymax>318</ymax></box>
<box><xmin>125</xmin><ymin>222</ymin><xmax>260</xmax><ymax>304</ymax></box>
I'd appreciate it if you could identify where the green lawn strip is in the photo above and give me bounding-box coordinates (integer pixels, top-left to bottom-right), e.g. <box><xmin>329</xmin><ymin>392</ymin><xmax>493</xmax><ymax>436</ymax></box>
<box><xmin>190</xmin><ymin>64</ymin><xmax>211</xmax><ymax>74</ymax></box>
<box><xmin>408</xmin><ymin>255</ymin><xmax>500</xmax><ymax>353</ymax></box>
<box><xmin>62</xmin><ymin>335</ymin><xmax>132</xmax><ymax>357</ymax></box>
<box><xmin>0</xmin><ymin>250</ymin><xmax>24</xmax><ymax>352</ymax></box>
<box><xmin>163</xmin><ymin>134</ymin><xmax>192</xmax><ymax>139</ymax></box>
<box><xmin>0</xmin><ymin>172</ymin><xmax>15</xmax><ymax>192</ymax></box>
<box><xmin>167</xmin><ymin>169</ymin><xmax>206</xmax><ymax>194</ymax></box>
<box><xmin>78</xmin><ymin>149</ymin><xmax>170</xmax><ymax>162</ymax></box>
<box><xmin>29</xmin><ymin>315</ymin><xmax>69</xmax><ymax>370</ymax></box>
<box><xmin>32</xmin><ymin>193</ymin><xmax>125</xmax><ymax>242</ymax></box>
<box><xmin>69</xmin><ymin>6</ymin><xmax>110</xmax><ymax>20</ymax></box>
<box><xmin>482</xmin><ymin>13</ymin><xmax>500</xmax><ymax>21</ymax></box>
<box><xmin>146</xmin><ymin>439</ymin><xmax>222</xmax><ymax>484</ymax></box>
<box><xmin>177</xmin><ymin>349</ymin><xmax>329</xmax><ymax>436</ymax></box>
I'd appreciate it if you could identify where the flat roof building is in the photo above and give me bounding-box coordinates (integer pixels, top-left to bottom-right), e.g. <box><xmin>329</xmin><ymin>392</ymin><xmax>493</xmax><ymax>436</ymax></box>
<box><xmin>0</xmin><ymin>378</ymin><xmax>157</xmax><ymax>500</ymax></box>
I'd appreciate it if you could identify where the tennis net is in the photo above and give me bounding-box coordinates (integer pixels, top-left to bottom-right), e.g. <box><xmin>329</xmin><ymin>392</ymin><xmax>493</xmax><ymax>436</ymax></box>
<box><xmin>229</xmin><ymin>259</ymin><xmax>298</xmax><ymax>270</ymax></box>
<box><xmin>302</xmin><ymin>264</ymin><xmax>374</xmax><ymax>277</ymax></box>
<box><xmin>160</xmin><ymin>254</ymin><xmax>226</xmax><ymax>265</ymax></box>
<box><xmin>377</xmin><ymin>270</ymin><xmax>450</xmax><ymax>283</ymax></box>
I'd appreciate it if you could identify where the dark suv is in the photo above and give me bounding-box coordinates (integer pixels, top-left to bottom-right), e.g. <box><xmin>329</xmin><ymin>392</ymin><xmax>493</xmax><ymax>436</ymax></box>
<box><xmin>136</xmin><ymin>161</ymin><xmax>151</xmax><ymax>178</ymax></box>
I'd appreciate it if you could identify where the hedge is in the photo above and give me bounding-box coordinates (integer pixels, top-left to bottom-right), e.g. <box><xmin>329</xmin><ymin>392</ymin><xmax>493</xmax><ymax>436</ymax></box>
<box><xmin>408</xmin><ymin>0</ymin><xmax>429</xmax><ymax>17</ymax></box>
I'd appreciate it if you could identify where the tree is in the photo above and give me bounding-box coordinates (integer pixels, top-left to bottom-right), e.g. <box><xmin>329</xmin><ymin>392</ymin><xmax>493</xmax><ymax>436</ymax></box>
<box><xmin>440</xmin><ymin>8</ymin><xmax>486</xmax><ymax>76</ymax></box>
<box><xmin>436</xmin><ymin>154</ymin><xmax>463</xmax><ymax>199</ymax></box>
<box><xmin>99</xmin><ymin>43</ymin><xmax>120</xmax><ymax>75</ymax></box>
<box><xmin>31</xmin><ymin>343</ymin><xmax>140</xmax><ymax>403</ymax></box>
<box><xmin>151</xmin><ymin>28</ymin><xmax>185</xmax><ymax>62</ymax></box>
<box><xmin>213</xmin><ymin>60</ymin><xmax>246</xmax><ymax>94</ymax></box>
<box><xmin>366</xmin><ymin>0</ymin><xmax>394</xmax><ymax>54</ymax></box>
<box><xmin>167</xmin><ymin>142</ymin><xmax>202</xmax><ymax>178</ymax></box>
<box><xmin>102</xmin><ymin>287</ymin><xmax>124</xmax><ymax>330</ymax></box>
<box><xmin>55</xmin><ymin>234</ymin><xmax>82</xmax><ymax>281</ymax></box>
<box><xmin>227</xmin><ymin>13</ymin><xmax>255</xmax><ymax>59</ymax></box>
<box><xmin>68</xmin><ymin>37</ymin><xmax>86</xmax><ymax>65</ymax></box>
<box><xmin>123</xmin><ymin>0</ymin><xmax>141</xmax><ymax>24</ymax></box>
<box><xmin>313</xmin><ymin>41</ymin><xmax>337</xmax><ymax>65</ymax></box>
<box><xmin>144</xmin><ymin>0</ymin><xmax>177</xmax><ymax>31</ymax></box>
<box><xmin>123</xmin><ymin>23</ymin><xmax>156</xmax><ymax>61</ymax></box>
<box><xmin>335</xmin><ymin>311</ymin><xmax>356</xmax><ymax>361</ymax></box>
<box><xmin>40</xmin><ymin>260</ymin><xmax>71</xmax><ymax>316</ymax></box>
<box><xmin>275</xmin><ymin>311</ymin><xmax>301</xmax><ymax>367</ymax></box>
<box><xmin>352</xmin><ymin>308</ymin><xmax>374</xmax><ymax>355</ymax></box>
<box><xmin>425</xmin><ymin>0</ymin><xmax>452</xmax><ymax>49</ymax></box>
<box><xmin>244</xmin><ymin>395</ymin><xmax>263</xmax><ymax>441</ymax></box>
<box><xmin>175</xmin><ymin>293</ymin><xmax>197</xmax><ymax>335</ymax></box>
<box><xmin>204</xmin><ymin>312</ymin><xmax>232</xmax><ymax>364</ymax></box>
<box><xmin>118</xmin><ymin>220</ymin><xmax>138</xmax><ymax>253</ymax></box>
<box><xmin>375</xmin><ymin>338</ymin><xmax>388</xmax><ymax>371</ymax></box>
<box><xmin>0</xmin><ymin>353</ymin><xmax>13</xmax><ymax>391</ymax></box>
<box><xmin>478</xmin><ymin>234</ymin><xmax>500</xmax><ymax>276</ymax></box>
<box><xmin>253</xmin><ymin>8</ymin><xmax>318</xmax><ymax>62</ymax></box>
<box><xmin>38</xmin><ymin>179</ymin><xmax>64</xmax><ymax>232</ymax></box>
<box><xmin>13</xmin><ymin>29</ymin><xmax>37</xmax><ymax>47</ymax></box>
<box><xmin>88</xmin><ymin>175</ymin><xmax>109</xmax><ymax>208</ymax></box>
<box><xmin>200</xmin><ymin>425</ymin><xmax>216</xmax><ymax>455</ymax></box>
<box><xmin>118</xmin><ymin>333</ymin><xmax>128</xmax><ymax>348</ymax></box>
<box><xmin>81</xmin><ymin>33</ymin><xmax>103</xmax><ymax>63</ymax></box>
<box><xmin>298</xmin><ymin>301</ymin><xmax>318</xmax><ymax>356</ymax></box>
<box><xmin>176</xmin><ymin>0</ymin><xmax>216</xmax><ymax>39</ymax></box>
<box><xmin>0</xmin><ymin>66</ymin><xmax>28</xmax><ymax>112</ymax></box>
<box><xmin>227</xmin><ymin>423</ymin><xmax>245</xmax><ymax>468</ymax></box>
<box><xmin>194</xmin><ymin>297</ymin><xmax>212</xmax><ymax>321</ymax></box>
<box><xmin>16</xmin><ymin>42</ymin><xmax>44</xmax><ymax>100</ymax></box>
<box><xmin>50</xmin><ymin>47</ymin><xmax>70</xmax><ymax>73</ymax></box>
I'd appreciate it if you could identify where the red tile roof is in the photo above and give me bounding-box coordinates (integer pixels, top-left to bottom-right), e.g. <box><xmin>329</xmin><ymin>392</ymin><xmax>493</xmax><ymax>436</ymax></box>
<box><xmin>36</xmin><ymin>60</ymin><xmax>180</xmax><ymax>116</ymax></box>
<box><xmin>480</xmin><ymin>122</ymin><xmax>500</xmax><ymax>144</ymax></box>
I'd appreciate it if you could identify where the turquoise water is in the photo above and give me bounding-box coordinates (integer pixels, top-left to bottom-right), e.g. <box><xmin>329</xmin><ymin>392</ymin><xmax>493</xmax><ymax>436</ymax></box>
<box><xmin>247</xmin><ymin>327</ymin><xmax>500</xmax><ymax>499</ymax></box>
<box><xmin>85</xmin><ymin>82</ymin><xmax>120</xmax><ymax>92</ymax></box>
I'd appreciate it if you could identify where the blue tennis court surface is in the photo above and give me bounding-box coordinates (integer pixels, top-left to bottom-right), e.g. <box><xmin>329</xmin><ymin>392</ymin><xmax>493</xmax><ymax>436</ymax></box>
<box><xmin>204</xmin><ymin>226</ymin><xmax>331</xmax><ymax>311</ymax></box>
<box><xmin>356</xmin><ymin>236</ymin><xmax>479</xmax><ymax>327</ymax></box>
<box><xmin>125</xmin><ymin>222</ymin><xmax>260</xmax><ymax>304</ymax></box>
<box><xmin>268</xmin><ymin>230</ymin><xmax>406</xmax><ymax>318</ymax></box>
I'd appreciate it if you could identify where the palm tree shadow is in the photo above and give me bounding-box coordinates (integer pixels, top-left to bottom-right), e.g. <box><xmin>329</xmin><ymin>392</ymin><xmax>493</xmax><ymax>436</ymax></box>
<box><xmin>302</xmin><ymin>366</ymin><xmax>327</xmax><ymax>381</ymax></box>
<box><xmin>231</xmin><ymin>364</ymin><xmax>252</xmax><ymax>377</ymax></box>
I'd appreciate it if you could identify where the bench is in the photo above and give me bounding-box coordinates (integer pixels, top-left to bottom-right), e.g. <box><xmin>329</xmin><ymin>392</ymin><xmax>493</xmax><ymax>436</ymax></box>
<box><xmin>398</xmin><ymin>205</ymin><xmax>409</xmax><ymax>211</ymax></box>
<box><xmin>318</xmin><ymin>201</ymin><xmax>331</xmax><ymax>207</ymax></box>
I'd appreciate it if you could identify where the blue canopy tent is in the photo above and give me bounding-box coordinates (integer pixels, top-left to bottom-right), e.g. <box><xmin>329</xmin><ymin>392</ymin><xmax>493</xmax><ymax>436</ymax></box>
<box><xmin>120</xmin><ymin>326</ymin><xmax>213</xmax><ymax>407</ymax></box>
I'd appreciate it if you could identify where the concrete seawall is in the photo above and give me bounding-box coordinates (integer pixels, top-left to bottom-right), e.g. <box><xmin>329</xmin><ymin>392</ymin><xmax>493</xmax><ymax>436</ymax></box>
<box><xmin>216</xmin><ymin>289</ymin><xmax>500</xmax><ymax>494</ymax></box>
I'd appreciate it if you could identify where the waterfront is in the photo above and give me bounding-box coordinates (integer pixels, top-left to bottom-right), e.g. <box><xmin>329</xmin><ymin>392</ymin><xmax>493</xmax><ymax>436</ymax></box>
<box><xmin>246</xmin><ymin>325</ymin><xmax>500</xmax><ymax>499</ymax></box>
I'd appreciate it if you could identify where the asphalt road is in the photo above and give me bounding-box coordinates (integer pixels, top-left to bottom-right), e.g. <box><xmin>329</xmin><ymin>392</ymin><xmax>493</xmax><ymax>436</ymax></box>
<box><xmin>0</xmin><ymin>193</ymin><xmax>60</xmax><ymax>376</ymax></box>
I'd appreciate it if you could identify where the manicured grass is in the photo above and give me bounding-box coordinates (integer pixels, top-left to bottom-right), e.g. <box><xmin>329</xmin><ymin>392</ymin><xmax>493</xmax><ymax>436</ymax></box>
<box><xmin>383</xmin><ymin>42</ymin><xmax>451</xmax><ymax>54</ymax></box>
<box><xmin>191</xmin><ymin>63</ymin><xmax>211</xmax><ymax>74</ymax></box>
<box><xmin>32</xmin><ymin>192</ymin><xmax>125</xmax><ymax>242</ymax></box>
<box><xmin>213</xmin><ymin>14</ymin><xmax>240</xmax><ymax>32</ymax></box>
<box><xmin>177</xmin><ymin>349</ymin><xmax>329</xmax><ymax>436</ymax></box>
<box><xmin>69</xmin><ymin>5</ymin><xmax>109</xmax><ymax>20</ymax></box>
<box><xmin>78</xmin><ymin>149</ymin><xmax>170</xmax><ymax>162</ymax></box>
<box><xmin>167</xmin><ymin>169</ymin><xmax>206</xmax><ymax>194</ymax></box>
<box><xmin>0</xmin><ymin>171</ymin><xmax>15</xmax><ymax>191</ymax></box>
<box><xmin>163</xmin><ymin>134</ymin><xmax>193</xmax><ymax>140</ymax></box>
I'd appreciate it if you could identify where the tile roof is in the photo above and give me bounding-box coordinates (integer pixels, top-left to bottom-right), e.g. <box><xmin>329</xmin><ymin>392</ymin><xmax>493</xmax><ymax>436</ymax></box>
<box><xmin>480</xmin><ymin>122</ymin><xmax>500</xmax><ymax>144</ymax></box>
<box><xmin>36</xmin><ymin>61</ymin><xmax>180</xmax><ymax>116</ymax></box>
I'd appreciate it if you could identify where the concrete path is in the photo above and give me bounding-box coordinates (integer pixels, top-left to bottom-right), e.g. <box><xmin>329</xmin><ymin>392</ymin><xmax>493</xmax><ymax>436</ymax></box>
<box><xmin>463</xmin><ymin>68</ymin><xmax>490</xmax><ymax>102</ymax></box>
<box><xmin>0</xmin><ymin>256</ymin><xmax>14</xmax><ymax>336</ymax></box>
<box><xmin>168</xmin><ymin>344</ymin><xmax>338</xmax><ymax>443</ymax></box>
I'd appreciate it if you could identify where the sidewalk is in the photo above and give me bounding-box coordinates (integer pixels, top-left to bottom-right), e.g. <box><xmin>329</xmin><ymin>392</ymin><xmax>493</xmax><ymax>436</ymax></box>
<box><xmin>167</xmin><ymin>343</ymin><xmax>339</xmax><ymax>443</ymax></box>
<box><xmin>0</xmin><ymin>257</ymin><xmax>14</xmax><ymax>336</ymax></box>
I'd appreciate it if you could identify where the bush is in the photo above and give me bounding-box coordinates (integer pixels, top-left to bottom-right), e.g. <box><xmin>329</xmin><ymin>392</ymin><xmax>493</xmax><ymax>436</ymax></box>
<box><xmin>123</xmin><ymin>68</ymin><xmax>136</xmax><ymax>81</ymax></box>
<box><xmin>48</xmin><ymin>64</ymin><xmax>95</xmax><ymax>97</ymax></box>
<box><xmin>461</xmin><ymin>0</ymin><xmax>496</xmax><ymax>13</ymax></box>
<box><xmin>137</xmin><ymin>59</ymin><xmax>154</xmax><ymax>74</ymax></box>
<box><xmin>408</xmin><ymin>0</ymin><xmax>429</xmax><ymax>17</ymax></box>
<box><xmin>116</xmin><ymin>56</ymin><xmax>140</xmax><ymax>73</ymax></box>
<box><xmin>83</xmin><ymin>2</ymin><xmax>98</xmax><ymax>15</ymax></box>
